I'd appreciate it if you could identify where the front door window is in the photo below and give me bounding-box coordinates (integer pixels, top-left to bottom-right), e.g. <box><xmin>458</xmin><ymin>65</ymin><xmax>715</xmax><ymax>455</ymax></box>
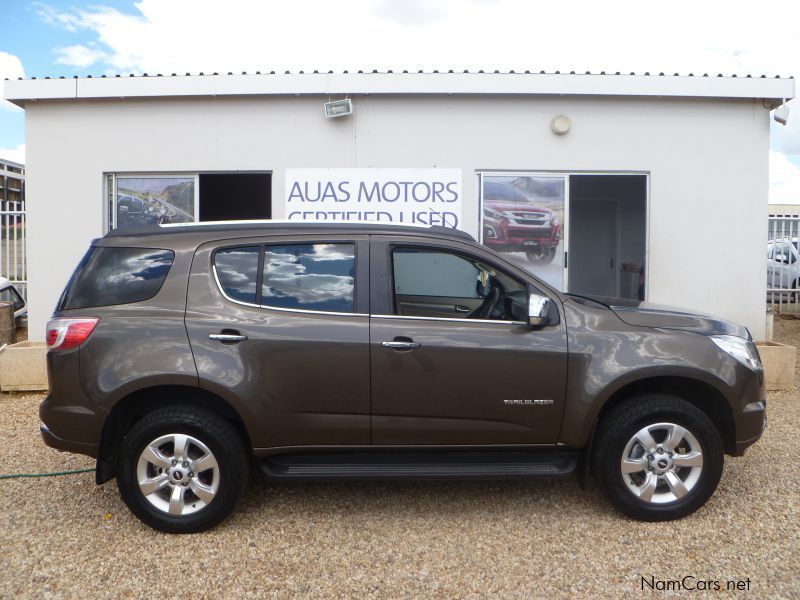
<box><xmin>392</xmin><ymin>248</ymin><xmax>527</xmax><ymax>322</ymax></box>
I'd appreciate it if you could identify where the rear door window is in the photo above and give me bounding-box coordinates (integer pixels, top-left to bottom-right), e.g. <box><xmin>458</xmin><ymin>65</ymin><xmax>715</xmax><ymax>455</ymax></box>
<box><xmin>61</xmin><ymin>247</ymin><xmax>174</xmax><ymax>309</ymax></box>
<box><xmin>262</xmin><ymin>244</ymin><xmax>355</xmax><ymax>313</ymax></box>
<box><xmin>214</xmin><ymin>246</ymin><xmax>261</xmax><ymax>304</ymax></box>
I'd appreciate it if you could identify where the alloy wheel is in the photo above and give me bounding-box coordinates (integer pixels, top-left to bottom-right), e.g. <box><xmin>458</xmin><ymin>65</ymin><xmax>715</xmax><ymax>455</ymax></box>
<box><xmin>136</xmin><ymin>433</ymin><xmax>220</xmax><ymax>516</ymax></box>
<box><xmin>620</xmin><ymin>422</ymin><xmax>704</xmax><ymax>505</ymax></box>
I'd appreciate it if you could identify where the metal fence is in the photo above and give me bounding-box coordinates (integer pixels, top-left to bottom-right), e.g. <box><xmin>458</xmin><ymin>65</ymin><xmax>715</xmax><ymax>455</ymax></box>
<box><xmin>768</xmin><ymin>212</ymin><xmax>800</xmax><ymax>313</ymax></box>
<box><xmin>0</xmin><ymin>198</ymin><xmax>26</xmax><ymax>300</ymax></box>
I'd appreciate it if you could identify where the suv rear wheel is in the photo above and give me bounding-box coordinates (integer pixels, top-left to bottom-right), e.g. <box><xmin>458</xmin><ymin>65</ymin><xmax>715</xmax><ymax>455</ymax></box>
<box><xmin>117</xmin><ymin>406</ymin><xmax>249</xmax><ymax>533</ymax></box>
<box><xmin>592</xmin><ymin>394</ymin><xmax>724</xmax><ymax>521</ymax></box>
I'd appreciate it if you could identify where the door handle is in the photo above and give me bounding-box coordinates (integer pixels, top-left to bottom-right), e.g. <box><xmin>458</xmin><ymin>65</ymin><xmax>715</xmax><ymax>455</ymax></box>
<box><xmin>454</xmin><ymin>304</ymin><xmax>470</xmax><ymax>313</ymax></box>
<box><xmin>381</xmin><ymin>341</ymin><xmax>421</xmax><ymax>350</ymax></box>
<box><xmin>209</xmin><ymin>333</ymin><xmax>248</xmax><ymax>343</ymax></box>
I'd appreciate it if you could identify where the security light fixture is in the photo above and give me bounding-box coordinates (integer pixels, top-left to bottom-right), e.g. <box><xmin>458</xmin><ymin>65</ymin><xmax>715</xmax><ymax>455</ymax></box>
<box><xmin>324</xmin><ymin>99</ymin><xmax>353</xmax><ymax>119</ymax></box>
<box><xmin>774</xmin><ymin>101</ymin><xmax>790</xmax><ymax>125</ymax></box>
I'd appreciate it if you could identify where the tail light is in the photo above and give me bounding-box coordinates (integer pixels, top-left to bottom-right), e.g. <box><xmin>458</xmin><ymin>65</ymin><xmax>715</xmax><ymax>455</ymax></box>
<box><xmin>46</xmin><ymin>317</ymin><xmax>100</xmax><ymax>351</ymax></box>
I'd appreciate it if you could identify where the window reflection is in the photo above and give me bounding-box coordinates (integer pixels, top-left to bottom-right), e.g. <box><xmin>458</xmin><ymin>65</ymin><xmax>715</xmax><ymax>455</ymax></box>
<box><xmin>63</xmin><ymin>247</ymin><xmax>174</xmax><ymax>309</ymax></box>
<box><xmin>263</xmin><ymin>244</ymin><xmax>355</xmax><ymax>312</ymax></box>
<box><xmin>215</xmin><ymin>246</ymin><xmax>260</xmax><ymax>304</ymax></box>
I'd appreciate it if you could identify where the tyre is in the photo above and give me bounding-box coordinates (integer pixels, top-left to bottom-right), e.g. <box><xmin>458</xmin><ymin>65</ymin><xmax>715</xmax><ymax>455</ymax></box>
<box><xmin>592</xmin><ymin>394</ymin><xmax>723</xmax><ymax>521</ymax></box>
<box><xmin>116</xmin><ymin>406</ymin><xmax>249</xmax><ymax>533</ymax></box>
<box><xmin>525</xmin><ymin>246</ymin><xmax>557</xmax><ymax>265</ymax></box>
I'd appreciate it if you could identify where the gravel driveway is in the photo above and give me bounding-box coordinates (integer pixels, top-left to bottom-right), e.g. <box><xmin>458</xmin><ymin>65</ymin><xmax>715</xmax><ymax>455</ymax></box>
<box><xmin>2</xmin><ymin>327</ymin><xmax>799</xmax><ymax>598</ymax></box>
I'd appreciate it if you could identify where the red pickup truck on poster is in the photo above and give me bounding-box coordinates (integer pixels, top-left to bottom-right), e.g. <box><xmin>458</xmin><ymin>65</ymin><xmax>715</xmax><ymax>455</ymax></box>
<box><xmin>482</xmin><ymin>180</ymin><xmax>561</xmax><ymax>264</ymax></box>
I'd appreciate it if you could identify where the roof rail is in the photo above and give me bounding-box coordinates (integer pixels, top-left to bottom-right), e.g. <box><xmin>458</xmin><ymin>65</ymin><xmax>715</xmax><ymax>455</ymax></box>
<box><xmin>107</xmin><ymin>220</ymin><xmax>475</xmax><ymax>241</ymax></box>
<box><xmin>160</xmin><ymin>219</ymin><xmax>424</xmax><ymax>229</ymax></box>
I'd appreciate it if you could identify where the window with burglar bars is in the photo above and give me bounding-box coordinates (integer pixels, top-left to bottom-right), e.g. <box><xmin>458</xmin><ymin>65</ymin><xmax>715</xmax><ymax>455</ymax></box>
<box><xmin>0</xmin><ymin>161</ymin><xmax>26</xmax><ymax>301</ymax></box>
<box><xmin>768</xmin><ymin>206</ymin><xmax>800</xmax><ymax>312</ymax></box>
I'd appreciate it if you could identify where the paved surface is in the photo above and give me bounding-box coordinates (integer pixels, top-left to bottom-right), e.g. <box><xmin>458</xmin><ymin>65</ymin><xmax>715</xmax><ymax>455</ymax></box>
<box><xmin>1</xmin><ymin>326</ymin><xmax>798</xmax><ymax>597</ymax></box>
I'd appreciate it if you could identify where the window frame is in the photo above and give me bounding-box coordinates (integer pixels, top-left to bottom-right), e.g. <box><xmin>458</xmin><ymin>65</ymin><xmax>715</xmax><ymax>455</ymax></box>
<box><xmin>211</xmin><ymin>239</ymin><xmax>366</xmax><ymax>317</ymax></box>
<box><xmin>105</xmin><ymin>173</ymin><xmax>200</xmax><ymax>233</ymax></box>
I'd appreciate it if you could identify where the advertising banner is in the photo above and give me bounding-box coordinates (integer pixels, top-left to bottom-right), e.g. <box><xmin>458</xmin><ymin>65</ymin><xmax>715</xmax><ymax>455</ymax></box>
<box><xmin>480</xmin><ymin>174</ymin><xmax>565</xmax><ymax>290</ymax></box>
<box><xmin>285</xmin><ymin>168</ymin><xmax>462</xmax><ymax>229</ymax></box>
<box><xmin>114</xmin><ymin>176</ymin><xmax>196</xmax><ymax>230</ymax></box>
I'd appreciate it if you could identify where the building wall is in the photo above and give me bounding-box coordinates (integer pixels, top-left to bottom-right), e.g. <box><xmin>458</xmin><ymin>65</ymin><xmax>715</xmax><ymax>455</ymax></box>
<box><xmin>25</xmin><ymin>94</ymin><xmax>769</xmax><ymax>339</ymax></box>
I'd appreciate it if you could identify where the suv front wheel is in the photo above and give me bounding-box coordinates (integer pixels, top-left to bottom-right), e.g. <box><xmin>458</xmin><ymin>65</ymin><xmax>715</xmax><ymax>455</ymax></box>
<box><xmin>593</xmin><ymin>394</ymin><xmax>724</xmax><ymax>521</ymax></box>
<box><xmin>116</xmin><ymin>406</ymin><xmax>249</xmax><ymax>533</ymax></box>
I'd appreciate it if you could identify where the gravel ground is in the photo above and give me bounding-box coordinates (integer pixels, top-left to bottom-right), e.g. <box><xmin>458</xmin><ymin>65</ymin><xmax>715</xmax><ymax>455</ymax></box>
<box><xmin>1</xmin><ymin>328</ymin><xmax>799</xmax><ymax>598</ymax></box>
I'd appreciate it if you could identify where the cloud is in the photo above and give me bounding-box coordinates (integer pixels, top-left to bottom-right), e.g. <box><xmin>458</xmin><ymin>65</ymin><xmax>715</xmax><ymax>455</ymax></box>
<box><xmin>373</xmin><ymin>0</ymin><xmax>449</xmax><ymax>25</ymax></box>
<box><xmin>34</xmin><ymin>2</ymin><xmax>86</xmax><ymax>32</ymax></box>
<box><xmin>770</xmin><ymin>150</ymin><xmax>800</xmax><ymax>204</ymax></box>
<box><xmin>0</xmin><ymin>51</ymin><xmax>25</xmax><ymax>112</ymax></box>
<box><xmin>25</xmin><ymin>0</ymin><xmax>800</xmax><ymax>200</ymax></box>
<box><xmin>55</xmin><ymin>44</ymin><xmax>108</xmax><ymax>68</ymax></box>
<box><xmin>0</xmin><ymin>143</ymin><xmax>25</xmax><ymax>165</ymax></box>
<box><xmin>29</xmin><ymin>0</ymin><xmax>800</xmax><ymax>75</ymax></box>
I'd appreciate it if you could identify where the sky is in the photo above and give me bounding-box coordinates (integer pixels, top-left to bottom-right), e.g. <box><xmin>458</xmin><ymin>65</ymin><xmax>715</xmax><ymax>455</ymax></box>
<box><xmin>1</xmin><ymin>0</ymin><xmax>799</xmax><ymax>201</ymax></box>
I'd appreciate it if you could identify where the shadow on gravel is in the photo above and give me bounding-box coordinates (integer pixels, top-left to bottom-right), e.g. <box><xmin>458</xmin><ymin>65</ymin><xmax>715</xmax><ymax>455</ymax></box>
<box><xmin>236</xmin><ymin>471</ymin><xmax>608</xmax><ymax>520</ymax></box>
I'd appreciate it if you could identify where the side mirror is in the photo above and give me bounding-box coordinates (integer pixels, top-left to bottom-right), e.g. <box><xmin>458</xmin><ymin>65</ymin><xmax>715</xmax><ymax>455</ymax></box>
<box><xmin>529</xmin><ymin>293</ymin><xmax>552</xmax><ymax>327</ymax></box>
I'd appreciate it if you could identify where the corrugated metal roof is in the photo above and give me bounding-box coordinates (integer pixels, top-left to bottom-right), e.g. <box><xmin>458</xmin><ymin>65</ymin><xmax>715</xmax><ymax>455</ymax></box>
<box><xmin>4</xmin><ymin>70</ymin><xmax>794</xmax><ymax>106</ymax></box>
<box><xmin>6</xmin><ymin>69</ymin><xmax>795</xmax><ymax>81</ymax></box>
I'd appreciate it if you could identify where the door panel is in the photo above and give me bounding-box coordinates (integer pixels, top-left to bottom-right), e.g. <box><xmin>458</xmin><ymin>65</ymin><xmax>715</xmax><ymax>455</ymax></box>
<box><xmin>369</xmin><ymin>237</ymin><xmax>569</xmax><ymax>446</ymax></box>
<box><xmin>370</xmin><ymin>317</ymin><xmax>568</xmax><ymax>444</ymax></box>
<box><xmin>185</xmin><ymin>236</ymin><xmax>370</xmax><ymax>449</ymax></box>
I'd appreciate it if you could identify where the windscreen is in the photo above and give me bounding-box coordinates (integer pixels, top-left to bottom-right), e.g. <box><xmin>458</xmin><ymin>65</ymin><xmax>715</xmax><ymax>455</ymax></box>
<box><xmin>60</xmin><ymin>246</ymin><xmax>174</xmax><ymax>310</ymax></box>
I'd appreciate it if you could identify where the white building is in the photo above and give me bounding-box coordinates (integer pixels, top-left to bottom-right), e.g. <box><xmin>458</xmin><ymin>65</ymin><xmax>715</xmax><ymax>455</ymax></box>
<box><xmin>4</xmin><ymin>71</ymin><xmax>795</xmax><ymax>340</ymax></box>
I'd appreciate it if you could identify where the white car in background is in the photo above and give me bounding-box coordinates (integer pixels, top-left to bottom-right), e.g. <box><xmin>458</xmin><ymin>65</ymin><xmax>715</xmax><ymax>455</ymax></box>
<box><xmin>767</xmin><ymin>238</ymin><xmax>800</xmax><ymax>302</ymax></box>
<box><xmin>0</xmin><ymin>276</ymin><xmax>26</xmax><ymax>325</ymax></box>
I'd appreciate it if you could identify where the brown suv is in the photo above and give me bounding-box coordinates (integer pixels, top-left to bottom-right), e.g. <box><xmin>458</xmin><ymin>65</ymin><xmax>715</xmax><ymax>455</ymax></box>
<box><xmin>40</xmin><ymin>222</ymin><xmax>766</xmax><ymax>533</ymax></box>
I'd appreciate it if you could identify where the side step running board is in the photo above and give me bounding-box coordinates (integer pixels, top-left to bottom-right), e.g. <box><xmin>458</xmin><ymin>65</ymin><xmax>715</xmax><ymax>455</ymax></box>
<box><xmin>261</xmin><ymin>451</ymin><xmax>578</xmax><ymax>481</ymax></box>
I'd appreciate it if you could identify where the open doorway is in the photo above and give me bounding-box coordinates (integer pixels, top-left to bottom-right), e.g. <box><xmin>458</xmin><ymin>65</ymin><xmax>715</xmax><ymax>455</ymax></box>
<box><xmin>568</xmin><ymin>175</ymin><xmax>647</xmax><ymax>299</ymax></box>
<box><xmin>199</xmin><ymin>173</ymin><xmax>271</xmax><ymax>221</ymax></box>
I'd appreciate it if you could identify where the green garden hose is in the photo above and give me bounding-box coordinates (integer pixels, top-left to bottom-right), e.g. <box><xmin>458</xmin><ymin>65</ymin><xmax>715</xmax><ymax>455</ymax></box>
<box><xmin>0</xmin><ymin>468</ymin><xmax>95</xmax><ymax>480</ymax></box>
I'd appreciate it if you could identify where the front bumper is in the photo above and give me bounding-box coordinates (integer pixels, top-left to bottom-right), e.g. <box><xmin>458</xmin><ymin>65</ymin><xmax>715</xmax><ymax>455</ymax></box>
<box><xmin>731</xmin><ymin>400</ymin><xmax>767</xmax><ymax>456</ymax></box>
<box><xmin>484</xmin><ymin>223</ymin><xmax>561</xmax><ymax>248</ymax></box>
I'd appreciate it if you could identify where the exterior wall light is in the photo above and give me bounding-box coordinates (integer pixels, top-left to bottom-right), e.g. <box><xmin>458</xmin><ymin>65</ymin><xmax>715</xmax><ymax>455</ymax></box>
<box><xmin>774</xmin><ymin>101</ymin><xmax>789</xmax><ymax>125</ymax></box>
<box><xmin>324</xmin><ymin>99</ymin><xmax>353</xmax><ymax>118</ymax></box>
<box><xmin>550</xmin><ymin>114</ymin><xmax>571</xmax><ymax>135</ymax></box>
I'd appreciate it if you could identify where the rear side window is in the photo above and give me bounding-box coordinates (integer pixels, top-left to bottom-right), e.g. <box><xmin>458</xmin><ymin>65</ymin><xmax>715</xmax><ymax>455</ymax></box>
<box><xmin>262</xmin><ymin>244</ymin><xmax>355</xmax><ymax>313</ymax></box>
<box><xmin>61</xmin><ymin>247</ymin><xmax>174</xmax><ymax>309</ymax></box>
<box><xmin>214</xmin><ymin>246</ymin><xmax>260</xmax><ymax>304</ymax></box>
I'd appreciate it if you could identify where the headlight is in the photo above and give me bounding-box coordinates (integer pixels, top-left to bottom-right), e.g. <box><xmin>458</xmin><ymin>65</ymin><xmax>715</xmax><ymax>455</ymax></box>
<box><xmin>484</xmin><ymin>207</ymin><xmax>505</xmax><ymax>220</ymax></box>
<box><xmin>711</xmin><ymin>335</ymin><xmax>763</xmax><ymax>372</ymax></box>
<box><xmin>552</xmin><ymin>214</ymin><xmax>559</xmax><ymax>226</ymax></box>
